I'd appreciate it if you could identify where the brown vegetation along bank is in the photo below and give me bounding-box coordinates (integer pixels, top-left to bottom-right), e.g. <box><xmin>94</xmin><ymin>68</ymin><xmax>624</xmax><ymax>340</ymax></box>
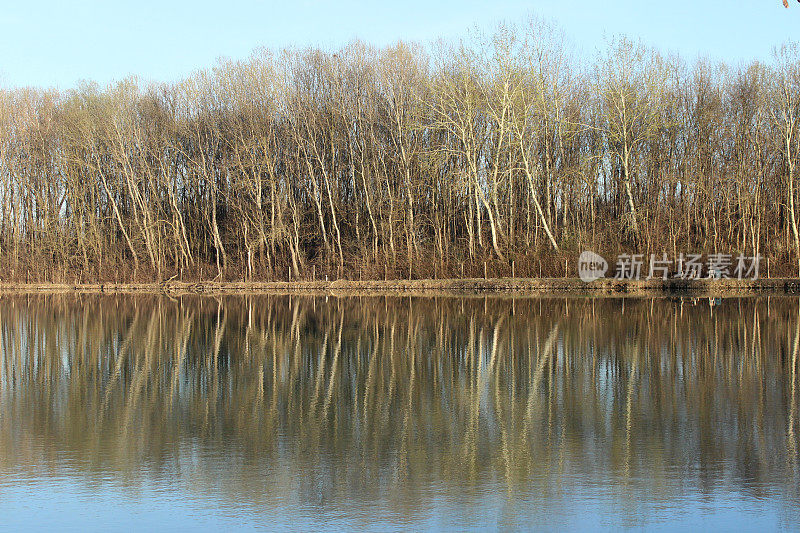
<box><xmin>4</xmin><ymin>19</ymin><xmax>800</xmax><ymax>282</ymax></box>
<box><xmin>1</xmin><ymin>277</ymin><xmax>799</xmax><ymax>297</ymax></box>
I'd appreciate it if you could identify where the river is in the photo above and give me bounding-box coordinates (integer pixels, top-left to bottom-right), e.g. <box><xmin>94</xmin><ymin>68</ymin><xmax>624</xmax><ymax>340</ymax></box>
<box><xmin>0</xmin><ymin>295</ymin><xmax>797</xmax><ymax>530</ymax></box>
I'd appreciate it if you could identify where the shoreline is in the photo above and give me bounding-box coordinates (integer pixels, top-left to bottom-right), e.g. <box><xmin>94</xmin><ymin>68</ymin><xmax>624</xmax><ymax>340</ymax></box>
<box><xmin>1</xmin><ymin>278</ymin><xmax>799</xmax><ymax>297</ymax></box>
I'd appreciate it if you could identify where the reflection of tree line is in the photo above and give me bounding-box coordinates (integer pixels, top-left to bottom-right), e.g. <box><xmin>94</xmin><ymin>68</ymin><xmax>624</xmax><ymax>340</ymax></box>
<box><xmin>0</xmin><ymin>295</ymin><xmax>798</xmax><ymax>512</ymax></box>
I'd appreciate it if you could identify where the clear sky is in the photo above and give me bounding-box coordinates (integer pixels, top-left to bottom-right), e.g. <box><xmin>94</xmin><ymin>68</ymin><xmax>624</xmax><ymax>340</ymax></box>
<box><xmin>1</xmin><ymin>0</ymin><xmax>798</xmax><ymax>89</ymax></box>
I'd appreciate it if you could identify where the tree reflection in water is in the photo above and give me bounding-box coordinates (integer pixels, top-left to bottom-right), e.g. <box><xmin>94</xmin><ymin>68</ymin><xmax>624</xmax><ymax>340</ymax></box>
<box><xmin>0</xmin><ymin>295</ymin><xmax>798</xmax><ymax>528</ymax></box>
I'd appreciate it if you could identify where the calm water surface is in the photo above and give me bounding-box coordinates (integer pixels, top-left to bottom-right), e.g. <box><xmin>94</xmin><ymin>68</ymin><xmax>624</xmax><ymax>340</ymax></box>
<box><xmin>0</xmin><ymin>295</ymin><xmax>798</xmax><ymax>531</ymax></box>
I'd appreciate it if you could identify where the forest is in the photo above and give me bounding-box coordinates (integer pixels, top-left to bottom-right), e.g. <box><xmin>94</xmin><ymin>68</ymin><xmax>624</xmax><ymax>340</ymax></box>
<box><xmin>2</xmin><ymin>19</ymin><xmax>800</xmax><ymax>282</ymax></box>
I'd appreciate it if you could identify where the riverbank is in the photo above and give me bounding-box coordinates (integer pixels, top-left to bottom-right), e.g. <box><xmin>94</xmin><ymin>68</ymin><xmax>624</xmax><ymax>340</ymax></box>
<box><xmin>1</xmin><ymin>277</ymin><xmax>799</xmax><ymax>297</ymax></box>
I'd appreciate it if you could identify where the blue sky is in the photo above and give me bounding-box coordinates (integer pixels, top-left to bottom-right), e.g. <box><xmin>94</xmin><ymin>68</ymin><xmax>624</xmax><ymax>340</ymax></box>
<box><xmin>0</xmin><ymin>0</ymin><xmax>798</xmax><ymax>89</ymax></box>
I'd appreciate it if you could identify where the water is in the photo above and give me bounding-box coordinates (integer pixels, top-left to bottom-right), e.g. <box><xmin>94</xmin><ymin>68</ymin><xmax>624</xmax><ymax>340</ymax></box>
<box><xmin>0</xmin><ymin>295</ymin><xmax>798</xmax><ymax>531</ymax></box>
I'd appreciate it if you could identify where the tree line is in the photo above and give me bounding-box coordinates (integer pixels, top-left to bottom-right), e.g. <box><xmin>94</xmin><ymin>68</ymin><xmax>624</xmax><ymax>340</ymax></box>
<box><xmin>3</xmin><ymin>19</ymin><xmax>800</xmax><ymax>282</ymax></box>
